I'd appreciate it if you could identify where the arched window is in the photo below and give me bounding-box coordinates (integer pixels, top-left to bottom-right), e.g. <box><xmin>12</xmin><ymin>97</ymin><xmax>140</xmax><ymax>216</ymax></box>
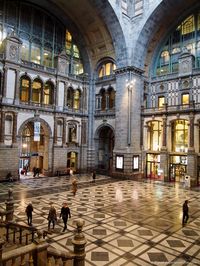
<box><xmin>32</xmin><ymin>79</ymin><xmax>42</xmax><ymax>103</ymax></box>
<box><xmin>100</xmin><ymin>88</ymin><xmax>106</xmax><ymax>110</ymax></box>
<box><xmin>67</xmin><ymin>87</ymin><xmax>74</xmax><ymax>108</ymax></box>
<box><xmin>147</xmin><ymin>121</ymin><xmax>162</xmax><ymax>151</ymax></box>
<box><xmin>20</xmin><ymin>76</ymin><xmax>30</xmax><ymax>102</ymax></box>
<box><xmin>68</xmin><ymin>123</ymin><xmax>77</xmax><ymax>143</ymax></box>
<box><xmin>98</xmin><ymin>61</ymin><xmax>116</xmax><ymax>77</ymax></box>
<box><xmin>74</xmin><ymin>89</ymin><xmax>81</xmax><ymax>110</ymax></box>
<box><xmin>172</xmin><ymin>120</ymin><xmax>188</xmax><ymax>152</ymax></box>
<box><xmin>107</xmin><ymin>87</ymin><xmax>115</xmax><ymax>109</ymax></box>
<box><xmin>155</xmin><ymin>12</ymin><xmax>200</xmax><ymax>76</ymax></box>
<box><xmin>43</xmin><ymin>81</ymin><xmax>53</xmax><ymax>105</ymax></box>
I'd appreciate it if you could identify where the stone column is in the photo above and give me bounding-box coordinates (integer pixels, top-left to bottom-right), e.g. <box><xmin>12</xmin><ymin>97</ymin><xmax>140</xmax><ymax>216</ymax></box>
<box><xmin>53</xmin><ymin>118</ymin><xmax>57</xmax><ymax>144</ymax></box>
<box><xmin>2</xmin><ymin>67</ymin><xmax>8</xmax><ymax>98</ymax></box>
<box><xmin>72</xmin><ymin>219</ymin><xmax>87</xmax><ymax>266</ymax></box>
<box><xmin>189</xmin><ymin>113</ymin><xmax>194</xmax><ymax>150</ymax></box>
<box><xmin>62</xmin><ymin>118</ymin><xmax>66</xmax><ymax>145</ymax></box>
<box><xmin>0</xmin><ymin>111</ymin><xmax>5</xmax><ymax>144</ymax></box>
<box><xmin>162</xmin><ymin>115</ymin><xmax>167</xmax><ymax>149</ymax></box>
<box><xmin>12</xmin><ymin>112</ymin><xmax>18</xmax><ymax>144</ymax></box>
<box><xmin>6</xmin><ymin>189</ymin><xmax>14</xmax><ymax>222</ymax></box>
<box><xmin>14</xmin><ymin>69</ymin><xmax>20</xmax><ymax>104</ymax></box>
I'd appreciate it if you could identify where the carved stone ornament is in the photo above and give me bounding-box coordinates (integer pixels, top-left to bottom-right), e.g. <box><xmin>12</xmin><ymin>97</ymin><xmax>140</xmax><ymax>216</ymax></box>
<box><xmin>9</xmin><ymin>45</ymin><xmax>18</xmax><ymax>59</ymax></box>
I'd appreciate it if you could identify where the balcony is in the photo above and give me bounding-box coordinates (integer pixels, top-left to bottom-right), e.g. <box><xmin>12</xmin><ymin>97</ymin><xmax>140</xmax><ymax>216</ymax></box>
<box><xmin>142</xmin><ymin>102</ymin><xmax>199</xmax><ymax>116</ymax></box>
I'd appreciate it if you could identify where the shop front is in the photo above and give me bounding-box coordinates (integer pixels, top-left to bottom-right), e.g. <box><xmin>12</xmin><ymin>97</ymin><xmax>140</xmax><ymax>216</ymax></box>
<box><xmin>169</xmin><ymin>155</ymin><xmax>187</xmax><ymax>182</ymax></box>
<box><xmin>146</xmin><ymin>153</ymin><xmax>163</xmax><ymax>180</ymax></box>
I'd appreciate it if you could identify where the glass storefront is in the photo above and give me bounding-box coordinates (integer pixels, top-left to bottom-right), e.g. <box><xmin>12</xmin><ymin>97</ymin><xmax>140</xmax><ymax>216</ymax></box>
<box><xmin>169</xmin><ymin>155</ymin><xmax>187</xmax><ymax>182</ymax></box>
<box><xmin>146</xmin><ymin>153</ymin><xmax>163</xmax><ymax>180</ymax></box>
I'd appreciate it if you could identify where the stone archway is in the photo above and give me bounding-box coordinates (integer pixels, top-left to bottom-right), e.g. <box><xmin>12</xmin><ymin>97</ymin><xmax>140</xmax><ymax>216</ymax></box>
<box><xmin>18</xmin><ymin>118</ymin><xmax>52</xmax><ymax>177</ymax></box>
<box><xmin>95</xmin><ymin>125</ymin><xmax>115</xmax><ymax>174</ymax></box>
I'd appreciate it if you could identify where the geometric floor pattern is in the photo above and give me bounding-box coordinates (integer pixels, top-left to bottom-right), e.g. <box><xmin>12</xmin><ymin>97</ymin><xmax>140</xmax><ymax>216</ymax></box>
<box><xmin>0</xmin><ymin>175</ymin><xmax>200</xmax><ymax>265</ymax></box>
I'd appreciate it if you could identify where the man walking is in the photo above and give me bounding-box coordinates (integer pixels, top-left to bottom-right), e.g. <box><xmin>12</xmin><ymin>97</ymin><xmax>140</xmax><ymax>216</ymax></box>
<box><xmin>182</xmin><ymin>200</ymin><xmax>189</xmax><ymax>226</ymax></box>
<box><xmin>60</xmin><ymin>202</ymin><xmax>71</xmax><ymax>232</ymax></box>
<box><xmin>26</xmin><ymin>202</ymin><xmax>33</xmax><ymax>226</ymax></box>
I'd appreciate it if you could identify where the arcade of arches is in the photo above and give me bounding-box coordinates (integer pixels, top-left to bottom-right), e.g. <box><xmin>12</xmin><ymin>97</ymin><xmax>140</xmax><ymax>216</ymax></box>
<box><xmin>1</xmin><ymin>0</ymin><xmax>200</xmax><ymax>187</ymax></box>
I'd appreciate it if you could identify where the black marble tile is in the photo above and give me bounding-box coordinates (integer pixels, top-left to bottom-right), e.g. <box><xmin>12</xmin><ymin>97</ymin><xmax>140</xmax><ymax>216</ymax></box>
<box><xmin>182</xmin><ymin>229</ymin><xmax>199</xmax><ymax>236</ymax></box>
<box><xmin>167</xmin><ymin>240</ymin><xmax>185</xmax><ymax>248</ymax></box>
<box><xmin>93</xmin><ymin>229</ymin><xmax>107</xmax><ymax>235</ymax></box>
<box><xmin>91</xmin><ymin>251</ymin><xmax>109</xmax><ymax>261</ymax></box>
<box><xmin>138</xmin><ymin>229</ymin><xmax>153</xmax><ymax>236</ymax></box>
<box><xmin>148</xmin><ymin>252</ymin><xmax>168</xmax><ymax>262</ymax></box>
<box><xmin>117</xmin><ymin>239</ymin><xmax>134</xmax><ymax>247</ymax></box>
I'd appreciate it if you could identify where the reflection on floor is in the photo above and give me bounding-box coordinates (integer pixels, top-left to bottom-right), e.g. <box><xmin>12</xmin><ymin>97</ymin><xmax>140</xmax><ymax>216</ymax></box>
<box><xmin>0</xmin><ymin>175</ymin><xmax>200</xmax><ymax>266</ymax></box>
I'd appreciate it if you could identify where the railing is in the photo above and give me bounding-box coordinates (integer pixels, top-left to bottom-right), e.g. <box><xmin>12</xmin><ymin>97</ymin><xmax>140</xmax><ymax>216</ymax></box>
<box><xmin>0</xmin><ymin>219</ymin><xmax>86</xmax><ymax>266</ymax></box>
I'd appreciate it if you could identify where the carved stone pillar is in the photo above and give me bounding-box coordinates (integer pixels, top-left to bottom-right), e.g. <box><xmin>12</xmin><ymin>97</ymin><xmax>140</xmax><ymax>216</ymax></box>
<box><xmin>0</xmin><ymin>111</ymin><xmax>5</xmax><ymax>144</ymax></box>
<box><xmin>189</xmin><ymin>113</ymin><xmax>194</xmax><ymax>150</ymax></box>
<box><xmin>72</xmin><ymin>219</ymin><xmax>87</xmax><ymax>266</ymax></box>
<box><xmin>2</xmin><ymin>67</ymin><xmax>8</xmax><ymax>98</ymax></box>
<box><xmin>162</xmin><ymin>115</ymin><xmax>167</xmax><ymax>149</ymax></box>
<box><xmin>14</xmin><ymin>69</ymin><xmax>20</xmax><ymax>104</ymax></box>
<box><xmin>53</xmin><ymin>118</ymin><xmax>57</xmax><ymax>144</ymax></box>
<box><xmin>12</xmin><ymin>112</ymin><xmax>17</xmax><ymax>144</ymax></box>
<box><xmin>62</xmin><ymin>119</ymin><xmax>66</xmax><ymax>145</ymax></box>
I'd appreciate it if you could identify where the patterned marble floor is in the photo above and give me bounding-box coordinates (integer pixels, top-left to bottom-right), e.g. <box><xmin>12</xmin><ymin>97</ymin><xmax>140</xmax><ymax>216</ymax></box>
<box><xmin>0</xmin><ymin>175</ymin><xmax>200</xmax><ymax>265</ymax></box>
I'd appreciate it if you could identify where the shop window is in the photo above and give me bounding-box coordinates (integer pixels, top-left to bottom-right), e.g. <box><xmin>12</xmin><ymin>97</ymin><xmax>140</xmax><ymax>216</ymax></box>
<box><xmin>182</xmin><ymin>93</ymin><xmax>189</xmax><ymax>105</ymax></box>
<box><xmin>158</xmin><ymin>96</ymin><xmax>165</xmax><ymax>108</ymax></box>
<box><xmin>68</xmin><ymin>123</ymin><xmax>77</xmax><ymax>143</ymax></box>
<box><xmin>32</xmin><ymin>79</ymin><xmax>42</xmax><ymax>103</ymax></box>
<box><xmin>43</xmin><ymin>82</ymin><xmax>53</xmax><ymax>105</ymax></box>
<box><xmin>20</xmin><ymin>76</ymin><xmax>30</xmax><ymax>102</ymax></box>
<box><xmin>147</xmin><ymin>121</ymin><xmax>162</xmax><ymax>151</ymax></box>
<box><xmin>172</xmin><ymin>120</ymin><xmax>188</xmax><ymax>152</ymax></box>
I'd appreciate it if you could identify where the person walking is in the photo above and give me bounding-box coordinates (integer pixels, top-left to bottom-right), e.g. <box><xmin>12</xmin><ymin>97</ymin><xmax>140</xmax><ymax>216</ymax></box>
<box><xmin>60</xmin><ymin>202</ymin><xmax>71</xmax><ymax>232</ymax></box>
<box><xmin>92</xmin><ymin>171</ymin><xmax>96</xmax><ymax>182</ymax></box>
<box><xmin>48</xmin><ymin>204</ymin><xmax>57</xmax><ymax>230</ymax></box>
<box><xmin>182</xmin><ymin>200</ymin><xmax>189</xmax><ymax>226</ymax></box>
<box><xmin>72</xmin><ymin>179</ymin><xmax>77</xmax><ymax>196</ymax></box>
<box><xmin>26</xmin><ymin>202</ymin><xmax>33</xmax><ymax>226</ymax></box>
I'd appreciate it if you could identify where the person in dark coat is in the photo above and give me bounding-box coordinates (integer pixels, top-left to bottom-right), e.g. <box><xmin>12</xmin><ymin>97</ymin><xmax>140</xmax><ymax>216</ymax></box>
<box><xmin>92</xmin><ymin>171</ymin><xmax>96</xmax><ymax>182</ymax></box>
<box><xmin>26</xmin><ymin>202</ymin><xmax>33</xmax><ymax>226</ymax></box>
<box><xmin>60</xmin><ymin>202</ymin><xmax>71</xmax><ymax>232</ymax></box>
<box><xmin>48</xmin><ymin>204</ymin><xmax>57</xmax><ymax>230</ymax></box>
<box><xmin>182</xmin><ymin>200</ymin><xmax>189</xmax><ymax>225</ymax></box>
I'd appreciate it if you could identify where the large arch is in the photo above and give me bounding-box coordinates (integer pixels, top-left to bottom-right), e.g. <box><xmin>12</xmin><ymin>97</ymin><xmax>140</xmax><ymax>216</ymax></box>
<box><xmin>133</xmin><ymin>0</ymin><xmax>200</xmax><ymax>75</ymax></box>
<box><xmin>94</xmin><ymin>124</ymin><xmax>115</xmax><ymax>174</ymax></box>
<box><xmin>18</xmin><ymin>117</ymin><xmax>53</xmax><ymax>177</ymax></box>
<box><xmin>30</xmin><ymin>0</ymin><xmax>128</xmax><ymax>70</ymax></box>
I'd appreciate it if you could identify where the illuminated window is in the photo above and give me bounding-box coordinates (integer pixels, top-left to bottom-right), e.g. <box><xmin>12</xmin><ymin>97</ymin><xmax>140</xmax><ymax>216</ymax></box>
<box><xmin>20</xmin><ymin>76</ymin><xmax>30</xmax><ymax>102</ymax></box>
<box><xmin>147</xmin><ymin>121</ymin><xmax>162</xmax><ymax>151</ymax></box>
<box><xmin>74</xmin><ymin>89</ymin><xmax>81</xmax><ymax>110</ymax></box>
<box><xmin>182</xmin><ymin>94</ymin><xmax>189</xmax><ymax>105</ymax></box>
<box><xmin>158</xmin><ymin>96</ymin><xmax>165</xmax><ymax>108</ymax></box>
<box><xmin>172</xmin><ymin>120</ymin><xmax>188</xmax><ymax>152</ymax></box>
<box><xmin>32</xmin><ymin>79</ymin><xmax>42</xmax><ymax>103</ymax></box>
<box><xmin>43</xmin><ymin>46</ymin><xmax>52</xmax><ymax>67</ymax></box>
<box><xmin>21</xmin><ymin>39</ymin><xmax>30</xmax><ymax>61</ymax></box>
<box><xmin>43</xmin><ymin>82</ymin><xmax>53</xmax><ymax>105</ymax></box>
<box><xmin>98</xmin><ymin>62</ymin><xmax>116</xmax><ymax>77</ymax></box>
<box><xmin>31</xmin><ymin>41</ymin><xmax>41</xmax><ymax>64</ymax></box>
